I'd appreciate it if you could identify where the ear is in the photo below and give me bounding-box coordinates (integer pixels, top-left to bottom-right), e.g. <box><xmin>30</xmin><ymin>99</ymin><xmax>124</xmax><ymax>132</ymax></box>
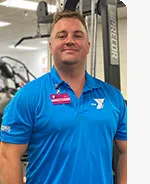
<box><xmin>49</xmin><ymin>41</ymin><xmax>53</xmax><ymax>55</ymax></box>
<box><xmin>87</xmin><ymin>41</ymin><xmax>90</xmax><ymax>54</ymax></box>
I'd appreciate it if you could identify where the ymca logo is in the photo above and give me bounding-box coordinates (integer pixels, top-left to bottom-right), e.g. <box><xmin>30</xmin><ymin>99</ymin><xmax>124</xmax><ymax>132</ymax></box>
<box><xmin>91</xmin><ymin>98</ymin><xmax>105</xmax><ymax>109</ymax></box>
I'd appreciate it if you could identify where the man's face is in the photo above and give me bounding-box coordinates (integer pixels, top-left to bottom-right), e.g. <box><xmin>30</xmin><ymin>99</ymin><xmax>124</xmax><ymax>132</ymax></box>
<box><xmin>49</xmin><ymin>18</ymin><xmax>90</xmax><ymax>68</ymax></box>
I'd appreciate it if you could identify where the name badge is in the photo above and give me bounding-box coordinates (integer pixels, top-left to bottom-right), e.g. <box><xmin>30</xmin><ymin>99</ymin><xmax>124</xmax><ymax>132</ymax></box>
<box><xmin>50</xmin><ymin>93</ymin><xmax>71</xmax><ymax>104</ymax></box>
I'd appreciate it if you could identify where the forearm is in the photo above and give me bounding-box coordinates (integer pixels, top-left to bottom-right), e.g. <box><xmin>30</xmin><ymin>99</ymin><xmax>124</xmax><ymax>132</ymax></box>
<box><xmin>0</xmin><ymin>156</ymin><xmax>24</xmax><ymax>184</ymax></box>
<box><xmin>117</xmin><ymin>153</ymin><xmax>127</xmax><ymax>184</ymax></box>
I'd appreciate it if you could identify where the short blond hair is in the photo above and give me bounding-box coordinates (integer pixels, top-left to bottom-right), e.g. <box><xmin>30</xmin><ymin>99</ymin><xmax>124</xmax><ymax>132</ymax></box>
<box><xmin>50</xmin><ymin>10</ymin><xmax>88</xmax><ymax>33</ymax></box>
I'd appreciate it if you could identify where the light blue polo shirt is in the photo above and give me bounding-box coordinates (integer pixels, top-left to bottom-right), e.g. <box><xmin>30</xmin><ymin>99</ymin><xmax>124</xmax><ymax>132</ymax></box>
<box><xmin>1</xmin><ymin>66</ymin><xmax>127</xmax><ymax>184</ymax></box>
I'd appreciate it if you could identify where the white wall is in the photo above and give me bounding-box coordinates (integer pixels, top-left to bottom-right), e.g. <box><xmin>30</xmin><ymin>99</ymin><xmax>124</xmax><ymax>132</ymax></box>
<box><xmin>0</xmin><ymin>47</ymin><xmax>49</xmax><ymax>78</ymax></box>
<box><xmin>14</xmin><ymin>49</ymin><xmax>49</xmax><ymax>78</ymax></box>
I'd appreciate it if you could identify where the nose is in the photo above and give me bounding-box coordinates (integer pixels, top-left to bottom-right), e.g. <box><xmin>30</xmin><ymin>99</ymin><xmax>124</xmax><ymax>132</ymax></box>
<box><xmin>65</xmin><ymin>35</ymin><xmax>75</xmax><ymax>46</ymax></box>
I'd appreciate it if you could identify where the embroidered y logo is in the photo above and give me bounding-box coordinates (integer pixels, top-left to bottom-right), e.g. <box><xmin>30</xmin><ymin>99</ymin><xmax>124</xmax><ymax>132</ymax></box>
<box><xmin>94</xmin><ymin>99</ymin><xmax>104</xmax><ymax>109</ymax></box>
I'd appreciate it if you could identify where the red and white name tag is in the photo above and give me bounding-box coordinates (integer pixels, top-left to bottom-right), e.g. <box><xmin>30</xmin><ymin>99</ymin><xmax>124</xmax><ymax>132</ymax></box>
<box><xmin>50</xmin><ymin>93</ymin><xmax>71</xmax><ymax>104</ymax></box>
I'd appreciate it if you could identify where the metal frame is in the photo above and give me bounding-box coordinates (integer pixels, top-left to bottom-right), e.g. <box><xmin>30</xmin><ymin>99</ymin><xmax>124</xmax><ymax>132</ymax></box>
<box><xmin>97</xmin><ymin>0</ymin><xmax>121</xmax><ymax>90</ymax></box>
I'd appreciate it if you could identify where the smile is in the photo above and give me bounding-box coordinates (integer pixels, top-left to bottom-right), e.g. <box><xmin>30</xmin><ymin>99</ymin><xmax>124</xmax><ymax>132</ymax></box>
<box><xmin>63</xmin><ymin>49</ymin><xmax>77</xmax><ymax>51</ymax></box>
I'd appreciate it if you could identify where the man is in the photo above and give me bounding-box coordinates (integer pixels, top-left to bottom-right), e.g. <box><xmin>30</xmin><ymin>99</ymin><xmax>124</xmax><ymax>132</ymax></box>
<box><xmin>0</xmin><ymin>10</ymin><xmax>127</xmax><ymax>184</ymax></box>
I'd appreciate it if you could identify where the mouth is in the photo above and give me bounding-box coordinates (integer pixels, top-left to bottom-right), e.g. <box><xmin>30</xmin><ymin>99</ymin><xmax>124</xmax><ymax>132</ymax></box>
<box><xmin>62</xmin><ymin>48</ymin><xmax>79</xmax><ymax>52</ymax></box>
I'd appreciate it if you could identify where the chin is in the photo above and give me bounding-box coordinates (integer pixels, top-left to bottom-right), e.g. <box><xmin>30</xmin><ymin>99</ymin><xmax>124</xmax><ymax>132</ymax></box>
<box><xmin>62</xmin><ymin>60</ymin><xmax>78</xmax><ymax>65</ymax></box>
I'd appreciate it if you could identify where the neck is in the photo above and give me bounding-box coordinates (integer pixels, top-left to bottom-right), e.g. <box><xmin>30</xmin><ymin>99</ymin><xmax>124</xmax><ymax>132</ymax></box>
<box><xmin>54</xmin><ymin>65</ymin><xmax>85</xmax><ymax>98</ymax></box>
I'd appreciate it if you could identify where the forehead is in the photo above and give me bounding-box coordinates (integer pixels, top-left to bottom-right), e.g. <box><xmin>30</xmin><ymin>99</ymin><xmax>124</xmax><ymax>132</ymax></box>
<box><xmin>52</xmin><ymin>18</ymin><xmax>86</xmax><ymax>33</ymax></box>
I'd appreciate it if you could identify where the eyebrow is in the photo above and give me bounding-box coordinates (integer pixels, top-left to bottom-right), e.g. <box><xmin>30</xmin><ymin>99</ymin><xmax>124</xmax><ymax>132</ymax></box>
<box><xmin>74</xmin><ymin>30</ymin><xmax>84</xmax><ymax>35</ymax></box>
<box><xmin>55</xmin><ymin>30</ymin><xmax>66</xmax><ymax>36</ymax></box>
<box><xmin>56</xmin><ymin>30</ymin><xmax>84</xmax><ymax>36</ymax></box>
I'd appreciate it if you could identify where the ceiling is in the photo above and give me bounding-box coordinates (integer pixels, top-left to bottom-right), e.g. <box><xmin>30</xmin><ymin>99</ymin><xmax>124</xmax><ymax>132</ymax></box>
<box><xmin>0</xmin><ymin>0</ymin><xmax>127</xmax><ymax>55</ymax></box>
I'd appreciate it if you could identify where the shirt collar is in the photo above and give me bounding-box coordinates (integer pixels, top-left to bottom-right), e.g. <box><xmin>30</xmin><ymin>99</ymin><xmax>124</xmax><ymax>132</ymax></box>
<box><xmin>50</xmin><ymin>66</ymin><xmax>64</xmax><ymax>86</ymax></box>
<box><xmin>83</xmin><ymin>71</ymin><xmax>102</xmax><ymax>92</ymax></box>
<box><xmin>50</xmin><ymin>66</ymin><xmax>102</xmax><ymax>91</ymax></box>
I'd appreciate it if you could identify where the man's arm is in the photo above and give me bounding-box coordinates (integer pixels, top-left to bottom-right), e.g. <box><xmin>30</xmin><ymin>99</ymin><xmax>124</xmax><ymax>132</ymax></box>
<box><xmin>115</xmin><ymin>139</ymin><xmax>127</xmax><ymax>184</ymax></box>
<box><xmin>0</xmin><ymin>142</ymin><xmax>28</xmax><ymax>184</ymax></box>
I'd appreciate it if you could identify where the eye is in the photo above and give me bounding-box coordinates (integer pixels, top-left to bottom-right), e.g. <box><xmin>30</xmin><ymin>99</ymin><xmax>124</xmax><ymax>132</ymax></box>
<box><xmin>56</xmin><ymin>33</ymin><xmax>66</xmax><ymax>39</ymax></box>
<box><xmin>74</xmin><ymin>34</ymin><xmax>84</xmax><ymax>39</ymax></box>
<box><xmin>58</xmin><ymin>35</ymin><xmax>65</xmax><ymax>38</ymax></box>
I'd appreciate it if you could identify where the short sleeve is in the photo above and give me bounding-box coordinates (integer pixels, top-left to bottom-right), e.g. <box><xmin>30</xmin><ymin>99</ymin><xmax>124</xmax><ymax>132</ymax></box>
<box><xmin>1</xmin><ymin>86</ymin><xmax>35</xmax><ymax>144</ymax></box>
<box><xmin>114</xmin><ymin>91</ymin><xmax>127</xmax><ymax>141</ymax></box>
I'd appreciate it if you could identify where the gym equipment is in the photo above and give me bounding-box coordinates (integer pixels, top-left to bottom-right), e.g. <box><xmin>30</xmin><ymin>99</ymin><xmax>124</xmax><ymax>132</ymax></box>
<box><xmin>14</xmin><ymin>24</ymin><xmax>50</xmax><ymax>48</ymax></box>
<box><xmin>0</xmin><ymin>55</ymin><xmax>36</xmax><ymax>119</ymax></box>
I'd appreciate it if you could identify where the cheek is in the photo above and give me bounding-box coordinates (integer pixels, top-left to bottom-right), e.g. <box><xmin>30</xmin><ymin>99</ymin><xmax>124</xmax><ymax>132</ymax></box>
<box><xmin>83</xmin><ymin>44</ymin><xmax>90</xmax><ymax>55</ymax></box>
<box><xmin>50</xmin><ymin>44</ymin><xmax>58</xmax><ymax>55</ymax></box>
<box><xmin>51</xmin><ymin>42</ymin><xmax>63</xmax><ymax>53</ymax></box>
<box><xmin>78</xmin><ymin>41</ymin><xmax>90</xmax><ymax>54</ymax></box>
